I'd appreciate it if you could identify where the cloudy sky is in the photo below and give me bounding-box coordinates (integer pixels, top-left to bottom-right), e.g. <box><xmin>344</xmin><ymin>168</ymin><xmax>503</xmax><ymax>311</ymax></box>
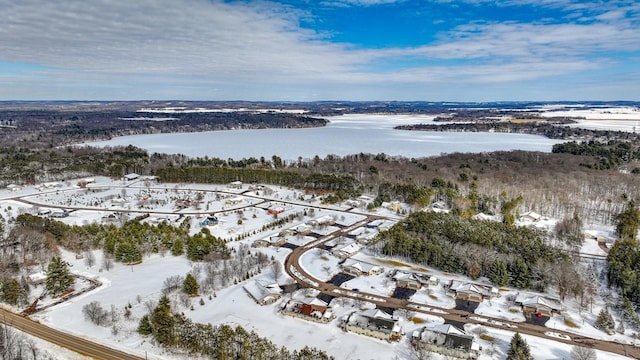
<box><xmin>1</xmin><ymin>0</ymin><xmax>639</xmax><ymax>101</ymax></box>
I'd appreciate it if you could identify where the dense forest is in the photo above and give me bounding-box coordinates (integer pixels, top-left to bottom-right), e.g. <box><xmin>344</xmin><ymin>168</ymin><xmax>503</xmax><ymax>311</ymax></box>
<box><xmin>371</xmin><ymin>211</ymin><xmax>576</xmax><ymax>294</ymax></box>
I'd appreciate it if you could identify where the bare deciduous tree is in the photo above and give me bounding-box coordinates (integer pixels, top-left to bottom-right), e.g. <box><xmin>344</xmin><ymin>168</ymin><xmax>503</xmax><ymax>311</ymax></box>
<box><xmin>571</xmin><ymin>346</ymin><xmax>597</xmax><ymax>360</ymax></box>
<box><xmin>162</xmin><ymin>275</ymin><xmax>184</xmax><ymax>294</ymax></box>
<box><xmin>102</xmin><ymin>255</ymin><xmax>113</xmax><ymax>271</ymax></box>
<box><xmin>84</xmin><ymin>250</ymin><xmax>96</xmax><ymax>267</ymax></box>
<box><xmin>271</xmin><ymin>261</ymin><xmax>283</xmax><ymax>281</ymax></box>
<box><xmin>82</xmin><ymin>301</ymin><xmax>108</xmax><ymax>326</ymax></box>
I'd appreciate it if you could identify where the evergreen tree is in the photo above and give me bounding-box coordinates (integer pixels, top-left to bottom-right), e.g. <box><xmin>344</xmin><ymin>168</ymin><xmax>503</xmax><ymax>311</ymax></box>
<box><xmin>488</xmin><ymin>259</ymin><xmax>509</xmax><ymax>287</ymax></box>
<box><xmin>0</xmin><ymin>278</ymin><xmax>26</xmax><ymax>306</ymax></box>
<box><xmin>615</xmin><ymin>200</ymin><xmax>640</xmax><ymax>241</ymax></box>
<box><xmin>594</xmin><ymin>308</ymin><xmax>615</xmax><ymax>333</ymax></box>
<box><xmin>506</xmin><ymin>333</ymin><xmax>532</xmax><ymax>360</ymax></box>
<box><xmin>138</xmin><ymin>314</ymin><xmax>153</xmax><ymax>335</ymax></box>
<box><xmin>45</xmin><ymin>256</ymin><xmax>74</xmax><ymax>296</ymax></box>
<box><xmin>171</xmin><ymin>238</ymin><xmax>184</xmax><ymax>256</ymax></box>
<box><xmin>186</xmin><ymin>233</ymin><xmax>210</xmax><ymax>261</ymax></box>
<box><xmin>151</xmin><ymin>295</ymin><xmax>175</xmax><ymax>346</ymax></box>
<box><xmin>182</xmin><ymin>273</ymin><xmax>199</xmax><ymax>296</ymax></box>
<box><xmin>510</xmin><ymin>257</ymin><xmax>530</xmax><ymax>289</ymax></box>
<box><xmin>115</xmin><ymin>241</ymin><xmax>142</xmax><ymax>263</ymax></box>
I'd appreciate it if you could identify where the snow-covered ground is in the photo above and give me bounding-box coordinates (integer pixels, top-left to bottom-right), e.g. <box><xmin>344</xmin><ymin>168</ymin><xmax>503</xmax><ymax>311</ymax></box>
<box><xmin>0</xmin><ymin>177</ymin><xmax>636</xmax><ymax>359</ymax></box>
<box><xmin>538</xmin><ymin>106</ymin><xmax>640</xmax><ymax>132</ymax></box>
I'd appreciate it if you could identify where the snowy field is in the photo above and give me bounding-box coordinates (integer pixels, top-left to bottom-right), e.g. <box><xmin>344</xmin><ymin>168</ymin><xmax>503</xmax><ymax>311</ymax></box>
<box><xmin>0</xmin><ymin>177</ymin><xmax>636</xmax><ymax>359</ymax></box>
<box><xmin>538</xmin><ymin>106</ymin><xmax>640</xmax><ymax>132</ymax></box>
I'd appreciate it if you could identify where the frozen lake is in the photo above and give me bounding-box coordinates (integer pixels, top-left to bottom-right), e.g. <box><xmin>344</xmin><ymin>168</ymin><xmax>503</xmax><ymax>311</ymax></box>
<box><xmin>84</xmin><ymin>114</ymin><xmax>565</xmax><ymax>160</ymax></box>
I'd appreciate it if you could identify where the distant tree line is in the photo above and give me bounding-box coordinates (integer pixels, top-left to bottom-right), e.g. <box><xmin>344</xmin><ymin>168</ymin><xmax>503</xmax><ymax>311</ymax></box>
<box><xmin>154</xmin><ymin>166</ymin><xmax>361</xmax><ymax>196</ymax></box>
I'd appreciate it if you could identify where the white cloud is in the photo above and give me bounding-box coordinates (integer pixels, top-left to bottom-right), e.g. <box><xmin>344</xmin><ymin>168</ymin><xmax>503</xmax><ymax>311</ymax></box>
<box><xmin>0</xmin><ymin>0</ymin><xmax>638</xmax><ymax>100</ymax></box>
<box><xmin>0</xmin><ymin>0</ymin><xmax>361</xmax><ymax>78</ymax></box>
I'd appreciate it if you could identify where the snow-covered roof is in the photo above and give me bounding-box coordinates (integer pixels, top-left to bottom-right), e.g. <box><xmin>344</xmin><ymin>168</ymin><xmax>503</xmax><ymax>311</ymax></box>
<box><xmin>449</xmin><ymin>280</ymin><xmax>495</xmax><ymax>297</ymax></box>
<box><xmin>515</xmin><ymin>293</ymin><xmax>563</xmax><ymax>311</ymax></box>
<box><xmin>333</xmin><ymin>243</ymin><xmax>361</xmax><ymax>256</ymax></box>
<box><xmin>243</xmin><ymin>280</ymin><xmax>282</xmax><ymax>302</ymax></box>
<box><xmin>519</xmin><ymin>211</ymin><xmax>542</xmax><ymax>221</ymax></box>
<box><xmin>472</xmin><ymin>212</ymin><xmax>495</xmax><ymax>221</ymax></box>
<box><xmin>301</xmin><ymin>297</ymin><xmax>328</xmax><ymax>307</ymax></box>
<box><xmin>314</xmin><ymin>215</ymin><xmax>335</xmax><ymax>225</ymax></box>
<box><xmin>342</xmin><ymin>258</ymin><xmax>382</xmax><ymax>274</ymax></box>
<box><xmin>361</xmin><ymin>308</ymin><xmax>393</xmax><ymax>320</ymax></box>
<box><xmin>428</xmin><ymin>324</ymin><xmax>470</xmax><ymax>338</ymax></box>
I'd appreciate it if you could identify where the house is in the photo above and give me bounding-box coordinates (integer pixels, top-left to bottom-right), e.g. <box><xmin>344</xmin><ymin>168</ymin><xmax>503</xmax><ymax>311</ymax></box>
<box><xmin>514</xmin><ymin>293</ymin><xmax>562</xmax><ymax>325</ymax></box>
<box><xmin>515</xmin><ymin>293</ymin><xmax>563</xmax><ymax>317</ymax></box>
<box><xmin>342</xmin><ymin>309</ymin><xmax>403</xmax><ymax>342</ymax></box>
<box><xmin>447</xmin><ymin>280</ymin><xmax>497</xmax><ymax>300</ymax></box>
<box><xmin>347</xmin><ymin>227</ymin><xmax>367</xmax><ymax>239</ymax></box>
<box><xmin>426</xmin><ymin>200</ymin><xmax>450</xmax><ymax>213</ymax></box>
<box><xmin>291</xmin><ymin>223</ymin><xmax>313</xmax><ymax>235</ymax></box>
<box><xmin>228</xmin><ymin>181</ymin><xmax>243</xmax><ymax>189</ymax></box>
<box><xmin>331</xmin><ymin>243</ymin><xmax>361</xmax><ymax>259</ymax></box>
<box><xmin>6</xmin><ymin>184</ymin><xmax>23</xmax><ymax>191</ymax></box>
<box><xmin>382</xmin><ymin>201</ymin><xmax>401</xmax><ymax>212</ymax></box>
<box><xmin>268</xmin><ymin>206</ymin><xmax>285</xmax><ymax>215</ymax></box>
<box><xmin>243</xmin><ymin>280</ymin><xmax>282</xmax><ymax>305</ymax></box>
<box><xmin>309</xmin><ymin>215</ymin><xmax>335</xmax><ymax>227</ymax></box>
<box><xmin>110</xmin><ymin>198</ymin><xmax>127</xmax><ymax>207</ymax></box>
<box><xmin>519</xmin><ymin>211</ymin><xmax>542</xmax><ymax>223</ymax></box>
<box><xmin>447</xmin><ymin>280</ymin><xmax>497</xmax><ymax>312</ymax></box>
<box><xmin>282</xmin><ymin>298</ymin><xmax>334</xmax><ymax>323</ymax></box>
<box><xmin>225</xmin><ymin>196</ymin><xmax>244</xmax><ymax>205</ymax></box>
<box><xmin>36</xmin><ymin>182</ymin><xmax>61</xmax><ymax>191</ymax></box>
<box><xmin>341</xmin><ymin>258</ymin><xmax>383</xmax><ymax>277</ymax></box>
<box><xmin>412</xmin><ymin>324</ymin><xmax>480</xmax><ymax>359</ymax></box>
<box><xmin>471</xmin><ymin>212</ymin><xmax>495</xmax><ymax>221</ymax></box>
<box><xmin>252</xmin><ymin>235</ymin><xmax>286</xmax><ymax>248</ymax></box>
<box><xmin>49</xmin><ymin>210</ymin><xmax>69</xmax><ymax>218</ymax></box>
<box><xmin>102</xmin><ymin>213</ymin><xmax>119</xmax><ymax>223</ymax></box>
<box><xmin>200</xmin><ymin>216</ymin><xmax>219</xmax><ymax>226</ymax></box>
<box><xmin>367</xmin><ymin>219</ymin><xmax>384</xmax><ymax>229</ymax></box>
<box><xmin>393</xmin><ymin>271</ymin><xmax>426</xmax><ymax>290</ymax></box>
<box><xmin>77</xmin><ymin>178</ymin><xmax>96</xmax><ymax>188</ymax></box>
<box><xmin>122</xmin><ymin>173</ymin><xmax>139</xmax><ymax>181</ymax></box>
<box><xmin>175</xmin><ymin>199</ymin><xmax>195</xmax><ymax>209</ymax></box>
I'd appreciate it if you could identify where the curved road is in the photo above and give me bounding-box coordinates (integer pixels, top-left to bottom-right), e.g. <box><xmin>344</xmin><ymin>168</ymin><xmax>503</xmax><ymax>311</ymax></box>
<box><xmin>0</xmin><ymin>308</ymin><xmax>144</xmax><ymax>360</ymax></box>
<box><xmin>284</xmin><ymin>219</ymin><xmax>640</xmax><ymax>359</ymax></box>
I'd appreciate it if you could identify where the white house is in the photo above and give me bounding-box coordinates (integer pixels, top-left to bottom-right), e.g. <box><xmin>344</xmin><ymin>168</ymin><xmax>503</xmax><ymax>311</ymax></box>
<box><xmin>342</xmin><ymin>309</ymin><xmax>403</xmax><ymax>342</ymax></box>
<box><xmin>243</xmin><ymin>280</ymin><xmax>283</xmax><ymax>305</ymax></box>
<box><xmin>331</xmin><ymin>243</ymin><xmax>361</xmax><ymax>259</ymax></box>
<box><xmin>341</xmin><ymin>258</ymin><xmax>384</xmax><ymax>277</ymax></box>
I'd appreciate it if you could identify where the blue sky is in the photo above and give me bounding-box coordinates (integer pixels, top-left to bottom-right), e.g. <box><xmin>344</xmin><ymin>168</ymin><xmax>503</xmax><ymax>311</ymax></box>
<box><xmin>0</xmin><ymin>0</ymin><xmax>639</xmax><ymax>101</ymax></box>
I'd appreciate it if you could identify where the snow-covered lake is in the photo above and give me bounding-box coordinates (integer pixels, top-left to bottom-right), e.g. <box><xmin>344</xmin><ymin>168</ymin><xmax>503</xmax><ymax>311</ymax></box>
<box><xmin>83</xmin><ymin>114</ymin><xmax>564</xmax><ymax>160</ymax></box>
